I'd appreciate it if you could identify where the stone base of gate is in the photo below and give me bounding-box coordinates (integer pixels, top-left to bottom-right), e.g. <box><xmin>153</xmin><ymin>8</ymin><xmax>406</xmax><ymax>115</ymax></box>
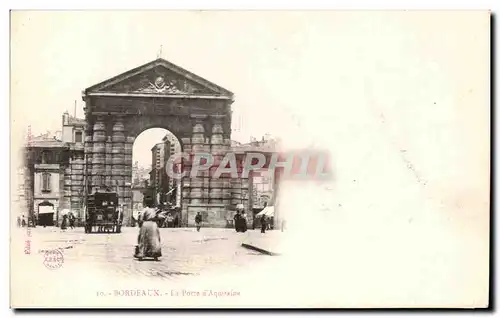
<box><xmin>186</xmin><ymin>204</ymin><xmax>230</xmax><ymax>228</ymax></box>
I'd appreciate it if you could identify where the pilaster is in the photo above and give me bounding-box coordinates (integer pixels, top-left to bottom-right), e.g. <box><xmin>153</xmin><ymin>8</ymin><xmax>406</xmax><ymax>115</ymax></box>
<box><xmin>189</xmin><ymin>114</ymin><xmax>207</xmax><ymax>206</ymax></box>
<box><xmin>91</xmin><ymin>116</ymin><xmax>106</xmax><ymax>189</ymax></box>
<box><xmin>111</xmin><ymin>116</ymin><xmax>126</xmax><ymax>203</ymax></box>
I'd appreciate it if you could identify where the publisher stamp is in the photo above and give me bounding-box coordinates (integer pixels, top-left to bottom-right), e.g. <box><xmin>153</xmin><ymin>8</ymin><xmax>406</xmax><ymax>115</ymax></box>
<box><xmin>43</xmin><ymin>249</ymin><xmax>64</xmax><ymax>270</ymax></box>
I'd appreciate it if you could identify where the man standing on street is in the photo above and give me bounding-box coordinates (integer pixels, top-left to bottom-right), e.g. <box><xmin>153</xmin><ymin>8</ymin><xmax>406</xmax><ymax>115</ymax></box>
<box><xmin>261</xmin><ymin>215</ymin><xmax>267</xmax><ymax>234</ymax></box>
<box><xmin>195</xmin><ymin>212</ymin><xmax>202</xmax><ymax>232</ymax></box>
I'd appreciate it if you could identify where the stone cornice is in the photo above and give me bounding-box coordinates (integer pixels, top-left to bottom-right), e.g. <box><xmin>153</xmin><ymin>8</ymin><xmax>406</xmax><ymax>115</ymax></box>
<box><xmin>87</xmin><ymin>92</ymin><xmax>232</xmax><ymax>100</ymax></box>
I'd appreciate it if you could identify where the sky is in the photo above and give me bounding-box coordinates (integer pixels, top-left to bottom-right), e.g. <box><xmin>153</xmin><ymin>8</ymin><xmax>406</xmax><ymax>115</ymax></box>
<box><xmin>11</xmin><ymin>11</ymin><xmax>489</xmax><ymax>202</ymax></box>
<box><xmin>133</xmin><ymin>128</ymin><xmax>176</xmax><ymax>167</ymax></box>
<box><xmin>11</xmin><ymin>11</ymin><xmax>322</xmax><ymax>166</ymax></box>
<box><xmin>11</xmin><ymin>11</ymin><xmax>309</xmax><ymax>143</ymax></box>
<box><xmin>10</xmin><ymin>11</ymin><xmax>490</xmax><ymax>303</ymax></box>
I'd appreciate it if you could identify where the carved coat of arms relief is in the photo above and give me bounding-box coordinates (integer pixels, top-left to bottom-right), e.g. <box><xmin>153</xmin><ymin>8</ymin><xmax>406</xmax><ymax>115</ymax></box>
<box><xmin>137</xmin><ymin>76</ymin><xmax>191</xmax><ymax>94</ymax></box>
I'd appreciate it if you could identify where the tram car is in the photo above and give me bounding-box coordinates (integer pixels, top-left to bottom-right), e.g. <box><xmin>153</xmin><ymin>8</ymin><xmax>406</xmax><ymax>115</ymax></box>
<box><xmin>84</xmin><ymin>189</ymin><xmax>123</xmax><ymax>234</ymax></box>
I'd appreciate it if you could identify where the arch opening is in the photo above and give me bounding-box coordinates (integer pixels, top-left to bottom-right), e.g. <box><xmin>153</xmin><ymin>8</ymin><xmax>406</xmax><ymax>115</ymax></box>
<box><xmin>130</xmin><ymin>127</ymin><xmax>183</xmax><ymax>227</ymax></box>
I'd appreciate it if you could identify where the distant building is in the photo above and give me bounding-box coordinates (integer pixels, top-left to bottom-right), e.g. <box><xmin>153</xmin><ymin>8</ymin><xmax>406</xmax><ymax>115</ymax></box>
<box><xmin>149</xmin><ymin>133</ymin><xmax>182</xmax><ymax>207</ymax></box>
<box><xmin>231</xmin><ymin>135</ymin><xmax>281</xmax><ymax>209</ymax></box>
<box><xmin>224</xmin><ymin>135</ymin><xmax>280</xmax><ymax>227</ymax></box>
<box><xmin>150</xmin><ymin>140</ymin><xmax>171</xmax><ymax>205</ymax></box>
<box><xmin>162</xmin><ymin>132</ymin><xmax>181</xmax><ymax>155</ymax></box>
<box><xmin>23</xmin><ymin>111</ymin><xmax>86</xmax><ymax>226</ymax></box>
<box><xmin>252</xmin><ymin>170</ymin><xmax>274</xmax><ymax>208</ymax></box>
<box><xmin>162</xmin><ymin>133</ymin><xmax>182</xmax><ymax>206</ymax></box>
<box><xmin>132</xmin><ymin>161</ymin><xmax>151</xmax><ymax>186</ymax></box>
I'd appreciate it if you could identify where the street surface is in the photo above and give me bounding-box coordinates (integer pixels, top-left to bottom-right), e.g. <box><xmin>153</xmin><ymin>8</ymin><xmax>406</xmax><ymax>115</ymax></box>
<box><xmin>13</xmin><ymin>226</ymin><xmax>270</xmax><ymax>280</ymax></box>
<box><xmin>12</xmin><ymin>225</ymin><xmax>290</xmax><ymax>307</ymax></box>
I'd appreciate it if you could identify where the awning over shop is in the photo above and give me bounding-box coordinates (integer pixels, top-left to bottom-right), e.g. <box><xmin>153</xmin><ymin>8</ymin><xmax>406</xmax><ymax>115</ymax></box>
<box><xmin>39</xmin><ymin>203</ymin><xmax>55</xmax><ymax>215</ymax></box>
<box><xmin>256</xmin><ymin>206</ymin><xmax>274</xmax><ymax>217</ymax></box>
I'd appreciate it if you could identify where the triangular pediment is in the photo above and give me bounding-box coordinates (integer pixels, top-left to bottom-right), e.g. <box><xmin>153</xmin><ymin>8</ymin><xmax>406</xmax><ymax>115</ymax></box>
<box><xmin>85</xmin><ymin>58</ymin><xmax>233</xmax><ymax>98</ymax></box>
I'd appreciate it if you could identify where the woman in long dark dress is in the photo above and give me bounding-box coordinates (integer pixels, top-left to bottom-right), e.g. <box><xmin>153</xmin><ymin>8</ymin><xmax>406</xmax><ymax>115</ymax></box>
<box><xmin>60</xmin><ymin>214</ymin><xmax>68</xmax><ymax>230</ymax></box>
<box><xmin>240</xmin><ymin>211</ymin><xmax>248</xmax><ymax>233</ymax></box>
<box><xmin>234</xmin><ymin>212</ymin><xmax>241</xmax><ymax>232</ymax></box>
<box><xmin>134</xmin><ymin>201</ymin><xmax>162</xmax><ymax>261</ymax></box>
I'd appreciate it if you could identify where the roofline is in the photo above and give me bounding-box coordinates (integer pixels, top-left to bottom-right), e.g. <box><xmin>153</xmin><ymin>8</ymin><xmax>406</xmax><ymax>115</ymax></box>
<box><xmin>84</xmin><ymin>58</ymin><xmax>234</xmax><ymax>97</ymax></box>
<box><xmin>26</xmin><ymin>142</ymin><xmax>68</xmax><ymax>148</ymax></box>
<box><xmin>86</xmin><ymin>92</ymin><xmax>232</xmax><ymax>100</ymax></box>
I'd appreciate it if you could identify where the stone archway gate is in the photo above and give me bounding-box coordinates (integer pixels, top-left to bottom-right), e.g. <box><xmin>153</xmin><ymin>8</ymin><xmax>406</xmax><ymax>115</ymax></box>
<box><xmin>81</xmin><ymin>58</ymin><xmax>250</xmax><ymax>227</ymax></box>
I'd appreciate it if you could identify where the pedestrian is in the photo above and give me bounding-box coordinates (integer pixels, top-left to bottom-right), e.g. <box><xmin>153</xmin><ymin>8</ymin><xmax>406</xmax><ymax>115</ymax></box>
<box><xmin>68</xmin><ymin>212</ymin><xmax>75</xmax><ymax>229</ymax></box>
<box><xmin>134</xmin><ymin>198</ymin><xmax>162</xmax><ymax>261</ymax></box>
<box><xmin>240</xmin><ymin>211</ymin><xmax>248</xmax><ymax>233</ymax></box>
<box><xmin>261</xmin><ymin>215</ymin><xmax>266</xmax><ymax>233</ymax></box>
<box><xmin>60</xmin><ymin>214</ymin><xmax>68</xmax><ymax>231</ymax></box>
<box><xmin>16</xmin><ymin>216</ymin><xmax>21</xmax><ymax>228</ymax></box>
<box><xmin>234</xmin><ymin>211</ymin><xmax>241</xmax><ymax>232</ymax></box>
<box><xmin>21</xmin><ymin>215</ymin><xmax>26</xmax><ymax>227</ymax></box>
<box><xmin>167</xmin><ymin>213</ymin><xmax>174</xmax><ymax>228</ymax></box>
<box><xmin>195</xmin><ymin>212</ymin><xmax>202</xmax><ymax>232</ymax></box>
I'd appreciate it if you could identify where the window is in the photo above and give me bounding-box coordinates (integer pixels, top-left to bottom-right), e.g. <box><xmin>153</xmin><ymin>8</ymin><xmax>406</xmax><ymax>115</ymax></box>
<box><xmin>41</xmin><ymin>151</ymin><xmax>50</xmax><ymax>164</ymax></box>
<box><xmin>42</xmin><ymin>172</ymin><xmax>51</xmax><ymax>192</ymax></box>
<box><xmin>75</xmin><ymin>131</ymin><xmax>83</xmax><ymax>143</ymax></box>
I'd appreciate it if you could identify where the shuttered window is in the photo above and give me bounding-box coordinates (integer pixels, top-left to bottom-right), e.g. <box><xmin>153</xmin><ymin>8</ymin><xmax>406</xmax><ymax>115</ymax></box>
<box><xmin>42</xmin><ymin>172</ymin><xmax>51</xmax><ymax>192</ymax></box>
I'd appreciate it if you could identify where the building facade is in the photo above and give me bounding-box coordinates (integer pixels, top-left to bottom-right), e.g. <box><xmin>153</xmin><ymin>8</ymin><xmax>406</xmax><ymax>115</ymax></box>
<box><xmin>25</xmin><ymin>133</ymin><xmax>67</xmax><ymax>226</ymax></box>
<box><xmin>148</xmin><ymin>133</ymin><xmax>182</xmax><ymax>207</ymax></box>
<box><xmin>23</xmin><ymin>111</ymin><xmax>87</xmax><ymax>226</ymax></box>
<box><xmin>149</xmin><ymin>140</ymin><xmax>171</xmax><ymax>205</ymax></box>
<box><xmin>162</xmin><ymin>132</ymin><xmax>182</xmax><ymax>206</ymax></box>
<box><xmin>233</xmin><ymin>135</ymin><xmax>281</xmax><ymax>209</ymax></box>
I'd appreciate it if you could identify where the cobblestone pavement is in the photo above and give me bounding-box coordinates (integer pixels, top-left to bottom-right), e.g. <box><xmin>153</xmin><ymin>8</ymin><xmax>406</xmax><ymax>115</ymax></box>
<box><xmin>11</xmin><ymin>225</ymin><xmax>290</xmax><ymax>307</ymax></box>
<box><xmin>13</xmin><ymin>226</ymin><xmax>269</xmax><ymax>281</ymax></box>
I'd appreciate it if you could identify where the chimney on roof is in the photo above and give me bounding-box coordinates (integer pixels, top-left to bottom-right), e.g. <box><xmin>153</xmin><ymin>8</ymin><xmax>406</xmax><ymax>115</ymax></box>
<box><xmin>62</xmin><ymin>111</ymin><xmax>69</xmax><ymax>126</ymax></box>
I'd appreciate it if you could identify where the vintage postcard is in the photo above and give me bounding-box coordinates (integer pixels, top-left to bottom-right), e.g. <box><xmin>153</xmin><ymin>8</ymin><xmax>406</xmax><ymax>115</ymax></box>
<box><xmin>10</xmin><ymin>10</ymin><xmax>490</xmax><ymax>308</ymax></box>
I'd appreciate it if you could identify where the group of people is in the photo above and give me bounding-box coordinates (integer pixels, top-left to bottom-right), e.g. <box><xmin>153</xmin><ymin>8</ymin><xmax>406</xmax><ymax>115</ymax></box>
<box><xmin>233</xmin><ymin>209</ymin><xmax>248</xmax><ymax>232</ymax></box>
<box><xmin>17</xmin><ymin>213</ymin><xmax>78</xmax><ymax>230</ymax></box>
<box><xmin>157</xmin><ymin>211</ymin><xmax>180</xmax><ymax>228</ymax></box>
<box><xmin>232</xmin><ymin>207</ymin><xmax>277</xmax><ymax>234</ymax></box>
<box><xmin>16</xmin><ymin>215</ymin><xmax>27</xmax><ymax>228</ymax></box>
<box><xmin>60</xmin><ymin>212</ymin><xmax>76</xmax><ymax>230</ymax></box>
<box><xmin>133</xmin><ymin>206</ymin><xmax>180</xmax><ymax>229</ymax></box>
